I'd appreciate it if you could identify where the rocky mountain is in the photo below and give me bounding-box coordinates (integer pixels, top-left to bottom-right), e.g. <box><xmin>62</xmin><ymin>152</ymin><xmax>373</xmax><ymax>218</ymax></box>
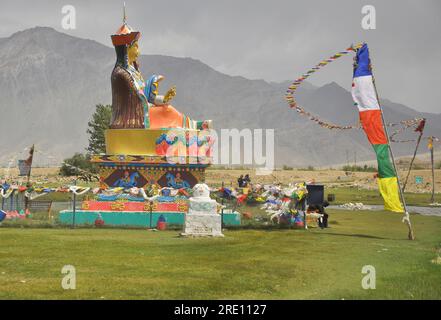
<box><xmin>0</xmin><ymin>27</ymin><xmax>440</xmax><ymax>168</ymax></box>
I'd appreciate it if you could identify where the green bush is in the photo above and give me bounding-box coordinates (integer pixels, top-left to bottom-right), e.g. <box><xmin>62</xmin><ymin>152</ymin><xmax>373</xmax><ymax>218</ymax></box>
<box><xmin>342</xmin><ymin>164</ymin><xmax>377</xmax><ymax>172</ymax></box>
<box><xmin>298</xmin><ymin>166</ymin><xmax>315</xmax><ymax>171</ymax></box>
<box><xmin>59</xmin><ymin>153</ymin><xmax>98</xmax><ymax>176</ymax></box>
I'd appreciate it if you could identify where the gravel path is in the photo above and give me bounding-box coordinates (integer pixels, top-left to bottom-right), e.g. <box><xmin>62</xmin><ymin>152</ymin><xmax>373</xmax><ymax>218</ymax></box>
<box><xmin>329</xmin><ymin>205</ymin><xmax>441</xmax><ymax>216</ymax></box>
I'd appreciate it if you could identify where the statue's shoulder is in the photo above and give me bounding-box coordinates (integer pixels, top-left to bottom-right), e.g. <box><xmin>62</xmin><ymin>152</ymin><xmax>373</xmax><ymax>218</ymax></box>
<box><xmin>111</xmin><ymin>65</ymin><xmax>131</xmax><ymax>83</ymax></box>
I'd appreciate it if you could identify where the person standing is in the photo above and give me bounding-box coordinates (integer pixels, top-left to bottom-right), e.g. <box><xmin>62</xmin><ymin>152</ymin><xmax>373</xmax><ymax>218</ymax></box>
<box><xmin>237</xmin><ymin>175</ymin><xmax>244</xmax><ymax>188</ymax></box>
<box><xmin>243</xmin><ymin>174</ymin><xmax>251</xmax><ymax>187</ymax></box>
<box><xmin>317</xmin><ymin>201</ymin><xmax>330</xmax><ymax>228</ymax></box>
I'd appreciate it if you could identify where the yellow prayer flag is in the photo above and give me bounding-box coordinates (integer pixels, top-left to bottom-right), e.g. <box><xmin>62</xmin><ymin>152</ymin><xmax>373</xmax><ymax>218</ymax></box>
<box><xmin>378</xmin><ymin>177</ymin><xmax>404</xmax><ymax>212</ymax></box>
<box><xmin>428</xmin><ymin>137</ymin><xmax>433</xmax><ymax>150</ymax></box>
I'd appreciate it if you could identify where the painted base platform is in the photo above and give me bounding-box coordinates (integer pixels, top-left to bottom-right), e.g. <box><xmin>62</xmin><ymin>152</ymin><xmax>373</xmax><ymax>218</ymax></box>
<box><xmin>58</xmin><ymin>210</ymin><xmax>241</xmax><ymax>228</ymax></box>
<box><xmin>91</xmin><ymin>128</ymin><xmax>213</xmax><ymax>189</ymax></box>
<box><xmin>181</xmin><ymin>213</ymin><xmax>224</xmax><ymax>237</ymax></box>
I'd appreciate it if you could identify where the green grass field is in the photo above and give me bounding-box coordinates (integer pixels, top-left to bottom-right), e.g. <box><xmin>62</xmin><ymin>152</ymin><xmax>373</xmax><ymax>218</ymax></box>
<box><xmin>325</xmin><ymin>187</ymin><xmax>440</xmax><ymax>206</ymax></box>
<box><xmin>1</xmin><ymin>209</ymin><xmax>440</xmax><ymax>299</ymax></box>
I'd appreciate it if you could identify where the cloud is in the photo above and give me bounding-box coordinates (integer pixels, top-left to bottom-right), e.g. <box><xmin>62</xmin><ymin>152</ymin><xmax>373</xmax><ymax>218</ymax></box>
<box><xmin>1</xmin><ymin>0</ymin><xmax>440</xmax><ymax>113</ymax></box>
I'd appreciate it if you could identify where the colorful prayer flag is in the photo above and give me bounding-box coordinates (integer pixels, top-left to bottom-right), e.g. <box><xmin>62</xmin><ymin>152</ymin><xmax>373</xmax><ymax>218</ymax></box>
<box><xmin>428</xmin><ymin>137</ymin><xmax>434</xmax><ymax>150</ymax></box>
<box><xmin>351</xmin><ymin>44</ymin><xmax>403</xmax><ymax>212</ymax></box>
<box><xmin>18</xmin><ymin>145</ymin><xmax>34</xmax><ymax>177</ymax></box>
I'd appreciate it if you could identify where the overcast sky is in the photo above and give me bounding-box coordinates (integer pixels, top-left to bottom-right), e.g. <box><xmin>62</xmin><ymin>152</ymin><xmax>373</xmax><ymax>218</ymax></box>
<box><xmin>1</xmin><ymin>0</ymin><xmax>440</xmax><ymax>113</ymax></box>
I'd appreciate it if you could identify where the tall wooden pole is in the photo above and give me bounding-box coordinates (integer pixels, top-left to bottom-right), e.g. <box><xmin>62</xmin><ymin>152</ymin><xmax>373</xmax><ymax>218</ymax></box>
<box><xmin>24</xmin><ymin>144</ymin><xmax>34</xmax><ymax>212</ymax></box>
<box><xmin>429</xmin><ymin>137</ymin><xmax>435</xmax><ymax>203</ymax></box>
<box><xmin>26</xmin><ymin>145</ymin><xmax>34</xmax><ymax>185</ymax></box>
<box><xmin>72</xmin><ymin>178</ymin><xmax>77</xmax><ymax>229</ymax></box>
<box><xmin>149</xmin><ymin>200</ymin><xmax>153</xmax><ymax>229</ymax></box>
<box><xmin>221</xmin><ymin>181</ymin><xmax>225</xmax><ymax>227</ymax></box>
<box><xmin>371</xmin><ymin>75</ymin><xmax>415</xmax><ymax>240</ymax></box>
<box><xmin>402</xmin><ymin>127</ymin><xmax>424</xmax><ymax>192</ymax></box>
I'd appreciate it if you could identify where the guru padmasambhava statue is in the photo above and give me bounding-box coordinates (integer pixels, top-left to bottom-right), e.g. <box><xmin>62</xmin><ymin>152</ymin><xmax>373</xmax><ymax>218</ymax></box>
<box><xmin>110</xmin><ymin>17</ymin><xmax>211</xmax><ymax>130</ymax></box>
<box><xmin>90</xmin><ymin>14</ymin><xmax>213</xmax><ymax>190</ymax></box>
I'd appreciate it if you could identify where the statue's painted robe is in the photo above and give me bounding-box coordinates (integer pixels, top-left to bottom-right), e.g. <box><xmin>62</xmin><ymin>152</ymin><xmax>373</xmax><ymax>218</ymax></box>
<box><xmin>111</xmin><ymin>64</ymin><xmax>145</xmax><ymax>129</ymax></box>
<box><xmin>110</xmin><ymin>64</ymin><xmax>208</xmax><ymax>130</ymax></box>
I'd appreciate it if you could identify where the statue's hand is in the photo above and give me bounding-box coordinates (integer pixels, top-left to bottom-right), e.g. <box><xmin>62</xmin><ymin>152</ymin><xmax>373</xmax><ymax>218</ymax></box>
<box><xmin>163</xmin><ymin>86</ymin><xmax>176</xmax><ymax>103</ymax></box>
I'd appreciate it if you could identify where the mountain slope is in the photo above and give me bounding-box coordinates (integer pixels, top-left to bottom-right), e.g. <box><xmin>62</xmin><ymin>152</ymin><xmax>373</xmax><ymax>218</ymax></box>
<box><xmin>0</xmin><ymin>27</ymin><xmax>439</xmax><ymax>167</ymax></box>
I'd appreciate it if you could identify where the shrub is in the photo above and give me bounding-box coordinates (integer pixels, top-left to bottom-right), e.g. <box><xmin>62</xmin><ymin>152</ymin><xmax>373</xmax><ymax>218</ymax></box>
<box><xmin>342</xmin><ymin>165</ymin><xmax>377</xmax><ymax>172</ymax></box>
<box><xmin>59</xmin><ymin>153</ymin><xmax>98</xmax><ymax>176</ymax></box>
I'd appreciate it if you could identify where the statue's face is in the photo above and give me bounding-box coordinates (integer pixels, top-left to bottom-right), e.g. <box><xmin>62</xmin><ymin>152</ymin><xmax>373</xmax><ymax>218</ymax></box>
<box><xmin>128</xmin><ymin>40</ymin><xmax>139</xmax><ymax>64</ymax></box>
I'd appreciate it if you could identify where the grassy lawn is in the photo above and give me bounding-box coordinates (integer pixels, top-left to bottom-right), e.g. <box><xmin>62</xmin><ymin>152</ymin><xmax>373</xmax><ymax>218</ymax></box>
<box><xmin>1</xmin><ymin>210</ymin><xmax>440</xmax><ymax>299</ymax></box>
<box><xmin>325</xmin><ymin>187</ymin><xmax>440</xmax><ymax>206</ymax></box>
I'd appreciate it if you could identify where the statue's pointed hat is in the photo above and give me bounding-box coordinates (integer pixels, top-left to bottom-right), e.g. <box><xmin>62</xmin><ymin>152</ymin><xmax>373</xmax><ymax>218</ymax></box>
<box><xmin>111</xmin><ymin>4</ymin><xmax>140</xmax><ymax>46</ymax></box>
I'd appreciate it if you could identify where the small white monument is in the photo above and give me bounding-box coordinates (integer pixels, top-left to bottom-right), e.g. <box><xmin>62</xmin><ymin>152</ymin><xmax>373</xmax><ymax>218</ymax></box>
<box><xmin>181</xmin><ymin>183</ymin><xmax>224</xmax><ymax>237</ymax></box>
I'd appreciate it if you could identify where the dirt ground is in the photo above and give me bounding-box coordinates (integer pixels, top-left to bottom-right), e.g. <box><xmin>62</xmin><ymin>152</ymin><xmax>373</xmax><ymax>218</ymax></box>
<box><xmin>0</xmin><ymin>167</ymin><xmax>439</xmax><ymax>194</ymax></box>
<box><xmin>205</xmin><ymin>168</ymin><xmax>440</xmax><ymax>194</ymax></box>
<box><xmin>0</xmin><ymin>167</ymin><xmax>72</xmax><ymax>185</ymax></box>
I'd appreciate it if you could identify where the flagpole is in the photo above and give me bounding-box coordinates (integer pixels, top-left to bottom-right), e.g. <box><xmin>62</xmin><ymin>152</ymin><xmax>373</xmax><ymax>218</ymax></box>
<box><xmin>402</xmin><ymin>123</ymin><xmax>425</xmax><ymax>192</ymax></box>
<box><xmin>429</xmin><ymin>137</ymin><xmax>435</xmax><ymax>203</ymax></box>
<box><xmin>371</xmin><ymin>74</ymin><xmax>415</xmax><ymax>240</ymax></box>
<box><xmin>24</xmin><ymin>144</ymin><xmax>35</xmax><ymax>212</ymax></box>
<box><xmin>26</xmin><ymin>144</ymin><xmax>34</xmax><ymax>185</ymax></box>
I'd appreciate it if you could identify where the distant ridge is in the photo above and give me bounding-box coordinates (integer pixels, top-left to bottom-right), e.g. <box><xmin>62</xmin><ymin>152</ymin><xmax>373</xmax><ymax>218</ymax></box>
<box><xmin>0</xmin><ymin>27</ymin><xmax>440</xmax><ymax>167</ymax></box>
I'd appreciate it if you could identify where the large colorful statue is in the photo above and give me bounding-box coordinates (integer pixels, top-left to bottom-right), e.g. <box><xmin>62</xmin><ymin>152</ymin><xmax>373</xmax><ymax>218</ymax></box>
<box><xmin>58</xmin><ymin>9</ymin><xmax>241</xmax><ymax>229</ymax></box>
<box><xmin>110</xmin><ymin>16</ymin><xmax>211</xmax><ymax>130</ymax></box>
<box><xmin>90</xmin><ymin>10</ymin><xmax>214</xmax><ymax>190</ymax></box>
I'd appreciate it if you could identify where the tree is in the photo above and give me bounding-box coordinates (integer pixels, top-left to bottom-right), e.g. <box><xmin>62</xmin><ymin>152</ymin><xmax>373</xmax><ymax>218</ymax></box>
<box><xmin>86</xmin><ymin>104</ymin><xmax>112</xmax><ymax>155</ymax></box>
<box><xmin>59</xmin><ymin>104</ymin><xmax>111</xmax><ymax>178</ymax></box>
<box><xmin>59</xmin><ymin>153</ymin><xmax>98</xmax><ymax>176</ymax></box>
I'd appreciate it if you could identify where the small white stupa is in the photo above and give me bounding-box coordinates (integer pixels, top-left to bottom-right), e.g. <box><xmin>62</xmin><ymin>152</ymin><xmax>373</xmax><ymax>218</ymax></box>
<box><xmin>181</xmin><ymin>183</ymin><xmax>224</xmax><ymax>237</ymax></box>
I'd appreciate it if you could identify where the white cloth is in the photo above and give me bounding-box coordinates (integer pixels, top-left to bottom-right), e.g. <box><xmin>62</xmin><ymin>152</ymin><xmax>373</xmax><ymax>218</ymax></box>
<box><xmin>351</xmin><ymin>75</ymin><xmax>380</xmax><ymax>111</ymax></box>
